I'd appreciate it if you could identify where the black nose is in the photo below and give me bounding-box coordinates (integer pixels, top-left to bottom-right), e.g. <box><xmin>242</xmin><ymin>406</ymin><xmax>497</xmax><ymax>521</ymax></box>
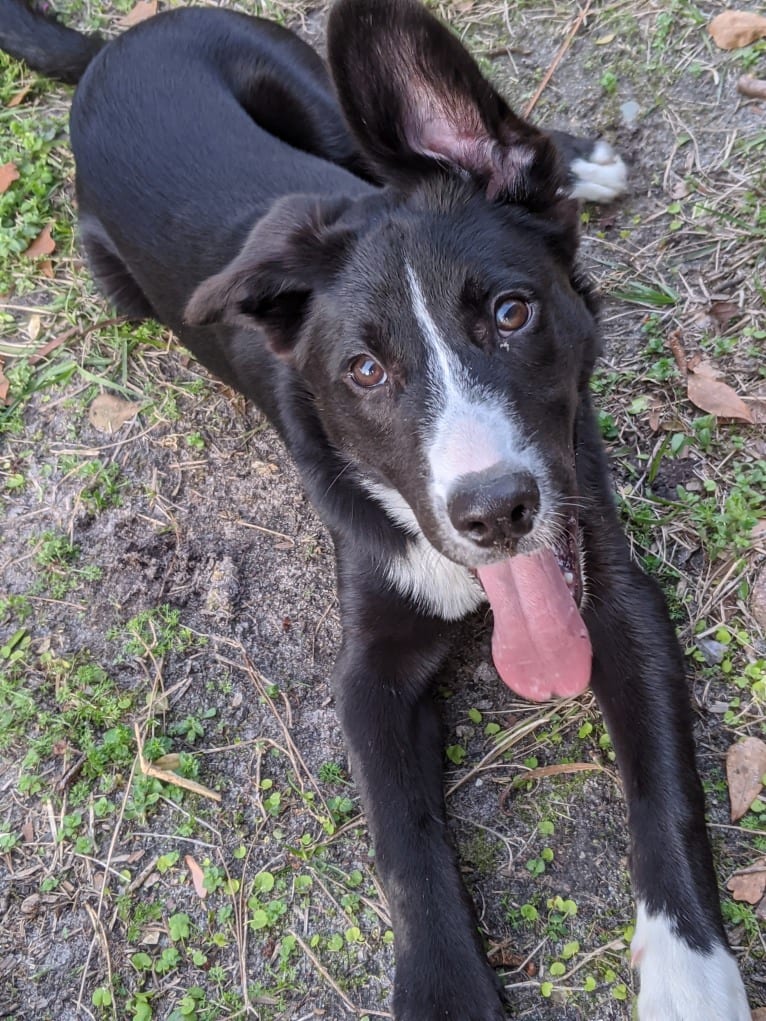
<box><xmin>448</xmin><ymin>470</ymin><xmax>540</xmax><ymax>548</ymax></box>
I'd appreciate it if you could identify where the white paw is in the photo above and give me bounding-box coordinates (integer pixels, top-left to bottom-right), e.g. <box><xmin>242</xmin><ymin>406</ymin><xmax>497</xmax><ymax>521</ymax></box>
<box><xmin>631</xmin><ymin>903</ymin><xmax>750</xmax><ymax>1021</ymax></box>
<box><xmin>568</xmin><ymin>139</ymin><xmax>627</xmax><ymax>203</ymax></box>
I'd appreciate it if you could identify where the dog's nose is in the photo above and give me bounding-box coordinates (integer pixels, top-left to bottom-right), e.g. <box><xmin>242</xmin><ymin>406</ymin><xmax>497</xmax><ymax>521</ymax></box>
<box><xmin>448</xmin><ymin>470</ymin><xmax>540</xmax><ymax>548</ymax></box>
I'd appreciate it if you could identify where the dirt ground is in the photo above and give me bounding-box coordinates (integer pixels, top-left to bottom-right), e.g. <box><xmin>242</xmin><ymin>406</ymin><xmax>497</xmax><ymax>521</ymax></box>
<box><xmin>1</xmin><ymin>2</ymin><xmax>765</xmax><ymax>1020</ymax></box>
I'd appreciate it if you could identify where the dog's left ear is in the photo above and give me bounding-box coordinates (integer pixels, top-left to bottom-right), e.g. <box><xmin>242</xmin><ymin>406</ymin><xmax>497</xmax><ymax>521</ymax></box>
<box><xmin>185</xmin><ymin>194</ymin><xmax>355</xmax><ymax>355</ymax></box>
<box><xmin>328</xmin><ymin>0</ymin><xmax>565</xmax><ymax>214</ymax></box>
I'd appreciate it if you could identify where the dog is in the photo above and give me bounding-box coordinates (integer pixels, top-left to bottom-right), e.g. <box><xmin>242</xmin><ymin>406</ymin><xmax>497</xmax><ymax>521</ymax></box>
<box><xmin>0</xmin><ymin>1</ymin><xmax>750</xmax><ymax>1017</ymax></box>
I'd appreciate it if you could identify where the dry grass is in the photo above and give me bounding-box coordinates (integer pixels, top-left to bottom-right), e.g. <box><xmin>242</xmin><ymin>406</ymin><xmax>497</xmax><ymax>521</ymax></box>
<box><xmin>1</xmin><ymin>2</ymin><xmax>764</xmax><ymax>1019</ymax></box>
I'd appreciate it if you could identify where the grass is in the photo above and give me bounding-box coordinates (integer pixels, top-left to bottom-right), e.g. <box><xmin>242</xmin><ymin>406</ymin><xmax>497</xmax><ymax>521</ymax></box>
<box><xmin>1</xmin><ymin>1</ymin><xmax>765</xmax><ymax>1019</ymax></box>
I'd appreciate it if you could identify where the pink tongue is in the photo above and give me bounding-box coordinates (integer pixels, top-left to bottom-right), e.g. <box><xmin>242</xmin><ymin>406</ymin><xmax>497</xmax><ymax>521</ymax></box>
<box><xmin>477</xmin><ymin>548</ymin><xmax>591</xmax><ymax>701</ymax></box>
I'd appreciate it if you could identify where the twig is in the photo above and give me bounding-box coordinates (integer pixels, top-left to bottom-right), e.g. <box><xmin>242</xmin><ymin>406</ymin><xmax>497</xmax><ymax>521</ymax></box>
<box><xmin>288</xmin><ymin>930</ymin><xmax>392</xmax><ymax>1018</ymax></box>
<box><xmin>523</xmin><ymin>0</ymin><xmax>594</xmax><ymax>118</ymax></box>
<box><xmin>737</xmin><ymin>75</ymin><xmax>766</xmax><ymax>100</ymax></box>
<box><xmin>28</xmin><ymin>316</ymin><xmax>125</xmax><ymax>365</ymax></box>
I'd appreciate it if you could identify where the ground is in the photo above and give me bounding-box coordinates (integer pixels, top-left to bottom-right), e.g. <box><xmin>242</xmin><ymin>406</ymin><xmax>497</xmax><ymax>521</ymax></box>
<box><xmin>0</xmin><ymin>1</ymin><xmax>765</xmax><ymax>1020</ymax></box>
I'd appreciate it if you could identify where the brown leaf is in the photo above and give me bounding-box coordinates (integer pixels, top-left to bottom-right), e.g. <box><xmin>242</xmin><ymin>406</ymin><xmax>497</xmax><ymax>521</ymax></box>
<box><xmin>21</xmin><ymin>819</ymin><xmax>35</xmax><ymax>843</ymax></box>
<box><xmin>7</xmin><ymin>83</ymin><xmax>33</xmax><ymax>108</ymax></box>
<box><xmin>23</xmin><ymin>223</ymin><xmax>56</xmax><ymax>259</ymax></box>
<box><xmin>0</xmin><ymin>361</ymin><xmax>9</xmax><ymax>404</ymax></box>
<box><xmin>688</xmin><ymin>357</ymin><xmax>718</xmax><ymax>378</ymax></box>
<box><xmin>152</xmin><ymin>753</ymin><xmax>181</xmax><ymax>770</ymax></box>
<box><xmin>726</xmin><ymin>737</ymin><xmax>766</xmax><ymax>822</ymax></box>
<box><xmin>666</xmin><ymin>328</ymin><xmax>687</xmax><ymax>373</ymax></box>
<box><xmin>738</xmin><ymin>74</ymin><xmax>766</xmax><ymax>100</ymax></box>
<box><xmin>687</xmin><ymin>363</ymin><xmax>753</xmax><ymax>422</ymax></box>
<box><xmin>727</xmin><ymin>861</ymin><xmax>766</xmax><ymax>904</ymax></box>
<box><xmin>185</xmin><ymin>854</ymin><xmax>208</xmax><ymax>899</ymax></box>
<box><xmin>118</xmin><ymin>0</ymin><xmax>157</xmax><ymax>27</ymax></box>
<box><xmin>752</xmin><ymin>565</ymin><xmax>766</xmax><ymax>630</ymax></box>
<box><xmin>709</xmin><ymin>10</ymin><xmax>766</xmax><ymax>50</ymax></box>
<box><xmin>708</xmin><ymin>300</ymin><xmax>740</xmax><ymax>327</ymax></box>
<box><xmin>0</xmin><ymin>162</ymin><xmax>19</xmax><ymax>195</ymax></box>
<box><xmin>27</xmin><ymin>314</ymin><xmax>41</xmax><ymax>342</ymax></box>
<box><xmin>88</xmin><ymin>393</ymin><xmax>141</xmax><ymax>433</ymax></box>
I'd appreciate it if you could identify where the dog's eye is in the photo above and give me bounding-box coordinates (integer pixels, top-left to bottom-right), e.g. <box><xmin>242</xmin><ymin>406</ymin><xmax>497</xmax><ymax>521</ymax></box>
<box><xmin>494</xmin><ymin>296</ymin><xmax>532</xmax><ymax>334</ymax></box>
<box><xmin>349</xmin><ymin>355</ymin><xmax>387</xmax><ymax>388</ymax></box>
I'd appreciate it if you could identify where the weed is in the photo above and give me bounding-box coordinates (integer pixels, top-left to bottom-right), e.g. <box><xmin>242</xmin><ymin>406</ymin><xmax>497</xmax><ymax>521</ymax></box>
<box><xmin>110</xmin><ymin>604</ymin><xmax>205</xmax><ymax>659</ymax></box>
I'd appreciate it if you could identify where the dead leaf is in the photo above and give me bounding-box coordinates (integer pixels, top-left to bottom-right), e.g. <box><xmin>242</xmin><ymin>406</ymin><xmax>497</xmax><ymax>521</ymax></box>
<box><xmin>687</xmin><ymin>362</ymin><xmax>753</xmax><ymax>422</ymax></box>
<box><xmin>88</xmin><ymin>393</ymin><xmax>141</xmax><ymax>433</ymax></box>
<box><xmin>0</xmin><ymin>162</ymin><xmax>19</xmax><ymax>194</ymax></box>
<box><xmin>152</xmin><ymin>752</ymin><xmax>181</xmax><ymax>770</ymax></box>
<box><xmin>594</xmin><ymin>33</ymin><xmax>616</xmax><ymax>45</ymax></box>
<box><xmin>7</xmin><ymin>83</ymin><xmax>33</xmax><ymax>108</ymax></box>
<box><xmin>666</xmin><ymin>328</ymin><xmax>687</xmax><ymax>373</ymax></box>
<box><xmin>20</xmin><ymin>894</ymin><xmax>40</xmax><ymax>915</ymax></box>
<box><xmin>752</xmin><ymin>565</ymin><xmax>766</xmax><ymax>630</ymax></box>
<box><xmin>185</xmin><ymin>854</ymin><xmax>208</xmax><ymax>899</ymax></box>
<box><xmin>726</xmin><ymin>737</ymin><xmax>766</xmax><ymax>822</ymax></box>
<box><xmin>118</xmin><ymin>0</ymin><xmax>157</xmax><ymax>27</ymax></box>
<box><xmin>27</xmin><ymin>314</ymin><xmax>41</xmax><ymax>342</ymax></box>
<box><xmin>0</xmin><ymin>361</ymin><xmax>9</xmax><ymax>404</ymax></box>
<box><xmin>708</xmin><ymin>300</ymin><xmax>740</xmax><ymax>327</ymax></box>
<box><xmin>709</xmin><ymin>10</ymin><xmax>766</xmax><ymax>50</ymax></box>
<box><xmin>738</xmin><ymin>74</ymin><xmax>766</xmax><ymax>100</ymax></box>
<box><xmin>23</xmin><ymin>223</ymin><xmax>56</xmax><ymax>260</ymax></box>
<box><xmin>752</xmin><ymin>1008</ymin><xmax>766</xmax><ymax>1021</ymax></box>
<box><xmin>21</xmin><ymin>819</ymin><xmax>34</xmax><ymax>843</ymax></box>
<box><xmin>688</xmin><ymin>357</ymin><xmax>718</xmax><ymax>378</ymax></box>
<box><xmin>727</xmin><ymin>860</ymin><xmax>766</xmax><ymax>904</ymax></box>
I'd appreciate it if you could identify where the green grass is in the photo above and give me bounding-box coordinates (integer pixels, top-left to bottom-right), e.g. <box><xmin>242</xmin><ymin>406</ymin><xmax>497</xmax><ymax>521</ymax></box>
<box><xmin>1</xmin><ymin>1</ymin><xmax>765</xmax><ymax>1018</ymax></box>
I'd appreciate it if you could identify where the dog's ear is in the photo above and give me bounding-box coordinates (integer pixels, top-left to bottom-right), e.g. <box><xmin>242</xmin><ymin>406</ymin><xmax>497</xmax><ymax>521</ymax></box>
<box><xmin>327</xmin><ymin>0</ymin><xmax>563</xmax><ymax>211</ymax></box>
<box><xmin>185</xmin><ymin>194</ymin><xmax>355</xmax><ymax>355</ymax></box>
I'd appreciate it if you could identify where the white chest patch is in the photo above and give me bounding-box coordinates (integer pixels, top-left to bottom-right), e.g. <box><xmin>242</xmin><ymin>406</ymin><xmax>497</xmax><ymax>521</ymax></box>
<box><xmin>362</xmin><ymin>481</ymin><xmax>485</xmax><ymax>621</ymax></box>
<box><xmin>631</xmin><ymin>902</ymin><xmax>750</xmax><ymax>1021</ymax></box>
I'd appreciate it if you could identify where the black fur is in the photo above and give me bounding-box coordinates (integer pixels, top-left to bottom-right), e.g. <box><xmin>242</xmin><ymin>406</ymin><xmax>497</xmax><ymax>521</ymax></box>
<box><xmin>0</xmin><ymin>1</ymin><xmax>742</xmax><ymax>1017</ymax></box>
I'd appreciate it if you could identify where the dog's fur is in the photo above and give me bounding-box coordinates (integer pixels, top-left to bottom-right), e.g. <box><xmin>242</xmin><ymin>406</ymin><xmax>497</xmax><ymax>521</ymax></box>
<box><xmin>0</xmin><ymin>1</ymin><xmax>750</xmax><ymax>1017</ymax></box>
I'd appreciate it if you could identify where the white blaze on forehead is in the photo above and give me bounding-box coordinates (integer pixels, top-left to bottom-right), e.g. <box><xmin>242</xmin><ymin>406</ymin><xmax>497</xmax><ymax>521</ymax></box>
<box><xmin>405</xmin><ymin>262</ymin><xmax>465</xmax><ymax>405</ymax></box>
<box><xmin>405</xmin><ymin>263</ymin><xmax>545</xmax><ymax>502</ymax></box>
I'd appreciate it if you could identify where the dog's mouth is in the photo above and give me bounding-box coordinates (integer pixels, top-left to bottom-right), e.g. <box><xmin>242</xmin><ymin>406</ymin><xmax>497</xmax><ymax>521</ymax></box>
<box><xmin>475</xmin><ymin>514</ymin><xmax>591</xmax><ymax>702</ymax></box>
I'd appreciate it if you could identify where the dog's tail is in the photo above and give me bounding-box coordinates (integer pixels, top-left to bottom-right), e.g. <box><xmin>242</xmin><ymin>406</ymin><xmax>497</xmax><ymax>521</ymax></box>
<box><xmin>0</xmin><ymin>0</ymin><xmax>104</xmax><ymax>84</ymax></box>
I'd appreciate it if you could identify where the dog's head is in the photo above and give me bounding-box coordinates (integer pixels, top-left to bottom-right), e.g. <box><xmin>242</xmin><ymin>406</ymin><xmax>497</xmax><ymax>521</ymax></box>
<box><xmin>186</xmin><ymin>0</ymin><xmax>602</xmax><ymax>699</ymax></box>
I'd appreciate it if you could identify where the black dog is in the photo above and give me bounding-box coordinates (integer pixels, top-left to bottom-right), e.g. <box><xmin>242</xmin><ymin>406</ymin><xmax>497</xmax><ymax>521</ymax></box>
<box><xmin>0</xmin><ymin>1</ymin><xmax>749</xmax><ymax>1017</ymax></box>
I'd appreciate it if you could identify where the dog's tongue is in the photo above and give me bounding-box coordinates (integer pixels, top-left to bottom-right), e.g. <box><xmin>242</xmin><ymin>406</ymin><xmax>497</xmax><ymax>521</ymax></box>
<box><xmin>477</xmin><ymin>549</ymin><xmax>591</xmax><ymax>701</ymax></box>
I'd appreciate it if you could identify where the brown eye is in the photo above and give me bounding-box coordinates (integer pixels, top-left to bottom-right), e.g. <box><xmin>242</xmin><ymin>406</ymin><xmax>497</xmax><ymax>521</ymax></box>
<box><xmin>349</xmin><ymin>355</ymin><xmax>387</xmax><ymax>389</ymax></box>
<box><xmin>495</xmin><ymin>296</ymin><xmax>532</xmax><ymax>334</ymax></box>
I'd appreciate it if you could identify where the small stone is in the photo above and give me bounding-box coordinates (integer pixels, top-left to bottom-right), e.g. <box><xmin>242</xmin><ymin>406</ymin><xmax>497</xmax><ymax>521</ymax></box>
<box><xmin>620</xmin><ymin>100</ymin><xmax>640</xmax><ymax>128</ymax></box>
<box><xmin>696</xmin><ymin>638</ymin><xmax>727</xmax><ymax>665</ymax></box>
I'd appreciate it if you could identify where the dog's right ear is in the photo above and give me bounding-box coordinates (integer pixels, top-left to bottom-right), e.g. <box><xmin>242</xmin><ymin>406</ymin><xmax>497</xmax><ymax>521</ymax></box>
<box><xmin>185</xmin><ymin>194</ymin><xmax>355</xmax><ymax>355</ymax></box>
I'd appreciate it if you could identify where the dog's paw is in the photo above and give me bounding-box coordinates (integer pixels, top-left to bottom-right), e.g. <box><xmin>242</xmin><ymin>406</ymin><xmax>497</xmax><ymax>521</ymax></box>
<box><xmin>631</xmin><ymin>904</ymin><xmax>750</xmax><ymax>1021</ymax></box>
<box><xmin>568</xmin><ymin>138</ymin><xmax>627</xmax><ymax>203</ymax></box>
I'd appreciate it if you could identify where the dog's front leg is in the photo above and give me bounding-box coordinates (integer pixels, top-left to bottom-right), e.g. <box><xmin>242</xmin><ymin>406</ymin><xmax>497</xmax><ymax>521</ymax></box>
<box><xmin>333</xmin><ymin>568</ymin><xmax>507</xmax><ymax>1021</ymax></box>
<box><xmin>577</xmin><ymin>406</ymin><xmax>749</xmax><ymax>1020</ymax></box>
